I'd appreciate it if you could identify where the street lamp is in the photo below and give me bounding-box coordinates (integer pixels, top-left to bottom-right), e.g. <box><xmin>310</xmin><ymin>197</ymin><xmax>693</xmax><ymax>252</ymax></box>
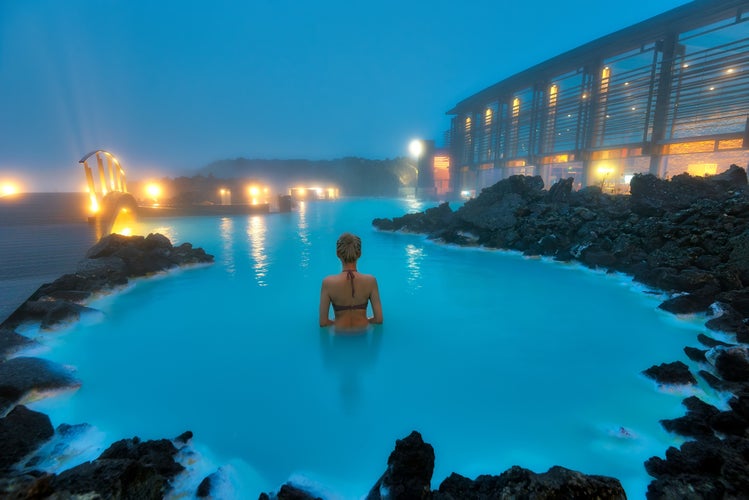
<box><xmin>145</xmin><ymin>183</ymin><xmax>161</xmax><ymax>205</ymax></box>
<box><xmin>409</xmin><ymin>139</ymin><xmax>424</xmax><ymax>159</ymax></box>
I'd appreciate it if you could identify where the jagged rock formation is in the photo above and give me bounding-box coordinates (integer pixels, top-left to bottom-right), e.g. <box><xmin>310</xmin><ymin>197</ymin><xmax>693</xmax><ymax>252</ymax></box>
<box><xmin>2</xmin><ymin>232</ymin><xmax>213</xmax><ymax>331</ymax></box>
<box><xmin>373</xmin><ymin>165</ymin><xmax>749</xmax><ymax>498</ymax></box>
<box><xmin>0</xmin><ymin>234</ymin><xmax>212</xmax><ymax>498</ymax></box>
<box><xmin>2</xmin><ymin>433</ymin><xmax>192</xmax><ymax>499</ymax></box>
<box><xmin>261</xmin><ymin>431</ymin><xmax>626</xmax><ymax>500</ymax></box>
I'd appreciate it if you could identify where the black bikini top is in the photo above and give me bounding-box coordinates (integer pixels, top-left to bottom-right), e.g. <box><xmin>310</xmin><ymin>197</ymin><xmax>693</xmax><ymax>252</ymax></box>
<box><xmin>332</xmin><ymin>269</ymin><xmax>368</xmax><ymax>312</ymax></box>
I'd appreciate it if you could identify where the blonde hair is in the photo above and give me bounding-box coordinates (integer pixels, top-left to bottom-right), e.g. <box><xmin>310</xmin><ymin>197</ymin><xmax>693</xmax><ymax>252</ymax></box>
<box><xmin>336</xmin><ymin>233</ymin><xmax>361</xmax><ymax>263</ymax></box>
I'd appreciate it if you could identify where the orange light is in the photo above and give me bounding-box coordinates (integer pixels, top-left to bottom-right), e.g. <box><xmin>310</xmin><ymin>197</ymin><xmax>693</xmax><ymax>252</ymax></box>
<box><xmin>89</xmin><ymin>194</ymin><xmax>100</xmax><ymax>214</ymax></box>
<box><xmin>0</xmin><ymin>182</ymin><xmax>20</xmax><ymax>197</ymax></box>
<box><xmin>146</xmin><ymin>183</ymin><xmax>161</xmax><ymax>198</ymax></box>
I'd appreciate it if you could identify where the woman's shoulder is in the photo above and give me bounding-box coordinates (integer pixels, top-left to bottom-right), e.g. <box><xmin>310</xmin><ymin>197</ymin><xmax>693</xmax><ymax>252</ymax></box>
<box><xmin>357</xmin><ymin>272</ymin><xmax>377</xmax><ymax>283</ymax></box>
<box><xmin>322</xmin><ymin>273</ymin><xmax>340</xmax><ymax>285</ymax></box>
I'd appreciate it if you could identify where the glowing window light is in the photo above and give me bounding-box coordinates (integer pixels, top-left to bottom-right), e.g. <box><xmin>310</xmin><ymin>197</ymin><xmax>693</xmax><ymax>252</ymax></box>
<box><xmin>548</xmin><ymin>84</ymin><xmax>558</xmax><ymax>106</ymax></box>
<box><xmin>687</xmin><ymin>163</ymin><xmax>718</xmax><ymax>177</ymax></box>
<box><xmin>512</xmin><ymin>97</ymin><xmax>520</xmax><ymax>117</ymax></box>
<box><xmin>726</xmin><ymin>68</ymin><xmax>735</xmax><ymax>74</ymax></box>
<box><xmin>249</xmin><ymin>186</ymin><xmax>259</xmax><ymax>196</ymax></box>
<box><xmin>709</xmin><ymin>86</ymin><xmax>715</xmax><ymax>91</ymax></box>
<box><xmin>596</xmin><ymin>164</ymin><xmax>614</xmax><ymax>176</ymax></box>
<box><xmin>600</xmin><ymin>67</ymin><xmax>610</xmax><ymax>94</ymax></box>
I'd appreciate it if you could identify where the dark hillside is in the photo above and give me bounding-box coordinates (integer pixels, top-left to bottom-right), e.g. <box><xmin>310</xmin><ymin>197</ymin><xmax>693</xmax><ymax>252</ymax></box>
<box><xmin>198</xmin><ymin>157</ymin><xmax>417</xmax><ymax>196</ymax></box>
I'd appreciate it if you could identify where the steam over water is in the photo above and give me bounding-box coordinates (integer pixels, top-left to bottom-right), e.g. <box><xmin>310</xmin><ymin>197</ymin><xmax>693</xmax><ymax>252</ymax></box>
<box><xmin>25</xmin><ymin>198</ymin><xmax>722</xmax><ymax>498</ymax></box>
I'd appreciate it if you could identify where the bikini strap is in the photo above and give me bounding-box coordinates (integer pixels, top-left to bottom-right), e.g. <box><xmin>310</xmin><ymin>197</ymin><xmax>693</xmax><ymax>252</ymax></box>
<box><xmin>345</xmin><ymin>270</ymin><xmax>355</xmax><ymax>297</ymax></box>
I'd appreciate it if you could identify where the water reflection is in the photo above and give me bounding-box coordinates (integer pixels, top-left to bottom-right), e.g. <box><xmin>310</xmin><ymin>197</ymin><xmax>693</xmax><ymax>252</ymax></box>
<box><xmin>219</xmin><ymin>217</ymin><xmax>235</xmax><ymax>275</ymax></box>
<box><xmin>405</xmin><ymin>198</ymin><xmax>425</xmax><ymax>214</ymax></box>
<box><xmin>405</xmin><ymin>243</ymin><xmax>424</xmax><ymax>290</ymax></box>
<box><xmin>150</xmin><ymin>226</ymin><xmax>176</xmax><ymax>242</ymax></box>
<box><xmin>297</xmin><ymin>201</ymin><xmax>310</xmax><ymax>270</ymax></box>
<box><xmin>319</xmin><ymin>330</ymin><xmax>382</xmax><ymax>414</ymax></box>
<box><xmin>246</xmin><ymin>215</ymin><xmax>268</xmax><ymax>286</ymax></box>
<box><xmin>109</xmin><ymin>209</ymin><xmax>137</xmax><ymax>237</ymax></box>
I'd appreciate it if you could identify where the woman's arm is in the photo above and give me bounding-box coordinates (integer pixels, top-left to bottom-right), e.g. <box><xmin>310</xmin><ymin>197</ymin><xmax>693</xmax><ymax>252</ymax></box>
<box><xmin>368</xmin><ymin>277</ymin><xmax>383</xmax><ymax>324</ymax></box>
<box><xmin>319</xmin><ymin>280</ymin><xmax>334</xmax><ymax>327</ymax></box>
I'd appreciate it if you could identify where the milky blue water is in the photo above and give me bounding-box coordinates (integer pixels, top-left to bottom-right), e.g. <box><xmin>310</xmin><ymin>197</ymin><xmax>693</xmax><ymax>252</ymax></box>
<box><xmin>27</xmin><ymin>198</ymin><xmax>719</xmax><ymax>499</ymax></box>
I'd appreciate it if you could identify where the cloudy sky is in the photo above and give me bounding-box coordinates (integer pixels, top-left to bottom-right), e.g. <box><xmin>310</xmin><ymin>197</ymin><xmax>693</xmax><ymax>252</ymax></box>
<box><xmin>0</xmin><ymin>0</ymin><xmax>689</xmax><ymax>191</ymax></box>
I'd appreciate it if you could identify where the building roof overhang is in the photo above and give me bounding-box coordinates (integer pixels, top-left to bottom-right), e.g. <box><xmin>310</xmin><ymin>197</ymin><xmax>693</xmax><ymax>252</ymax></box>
<box><xmin>447</xmin><ymin>0</ymin><xmax>749</xmax><ymax>115</ymax></box>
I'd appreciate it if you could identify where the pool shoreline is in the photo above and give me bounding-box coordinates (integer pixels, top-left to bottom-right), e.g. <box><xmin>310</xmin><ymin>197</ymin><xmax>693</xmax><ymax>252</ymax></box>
<box><xmin>2</xmin><ymin>180</ymin><xmax>749</xmax><ymax>497</ymax></box>
<box><xmin>372</xmin><ymin>170</ymin><xmax>749</xmax><ymax>498</ymax></box>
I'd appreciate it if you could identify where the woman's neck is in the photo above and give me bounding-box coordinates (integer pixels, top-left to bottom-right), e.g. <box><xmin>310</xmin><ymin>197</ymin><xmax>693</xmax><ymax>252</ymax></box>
<box><xmin>342</xmin><ymin>264</ymin><xmax>357</xmax><ymax>272</ymax></box>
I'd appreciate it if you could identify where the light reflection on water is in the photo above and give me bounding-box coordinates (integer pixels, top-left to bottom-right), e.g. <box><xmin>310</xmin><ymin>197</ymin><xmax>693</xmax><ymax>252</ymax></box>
<box><xmin>405</xmin><ymin>243</ymin><xmax>424</xmax><ymax>290</ymax></box>
<box><xmin>28</xmin><ymin>198</ymin><xmax>714</xmax><ymax>500</ymax></box>
<box><xmin>405</xmin><ymin>197</ymin><xmax>425</xmax><ymax>213</ymax></box>
<box><xmin>297</xmin><ymin>201</ymin><xmax>310</xmax><ymax>270</ymax></box>
<box><xmin>220</xmin><ymin>217</ymin><xmax>235</xmax><ymax>275</ymax></box>
<box><xmin>247</xmin><ymin>215</ymin><xmax>267</xmax><ymax>286</ymax></box>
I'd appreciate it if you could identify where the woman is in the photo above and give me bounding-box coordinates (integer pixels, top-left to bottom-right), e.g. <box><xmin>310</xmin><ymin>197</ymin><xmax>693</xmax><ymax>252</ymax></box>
<box><xmin>319</xmin><ymin>233</ymin><xmax>383</xmax><ymax>331</ymax></box>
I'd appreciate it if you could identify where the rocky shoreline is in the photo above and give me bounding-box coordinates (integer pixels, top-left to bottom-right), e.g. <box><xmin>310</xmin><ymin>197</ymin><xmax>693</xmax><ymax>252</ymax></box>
<box><xmin>3</xmin><ymin>168</ymin><xmax>749</xmax><ymax>498</ymax></box>
<box><xmin>0</xmin><ymin>233</ymin><xmax>213</xmax><ymax>498</ymax></box>
<box><xmin>373</xmin><ymin>165</ymin><xmax>749</xmax><ymax>498</ymax></box>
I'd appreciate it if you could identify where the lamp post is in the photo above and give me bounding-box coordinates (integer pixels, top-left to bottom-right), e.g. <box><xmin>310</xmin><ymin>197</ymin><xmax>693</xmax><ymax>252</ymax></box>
<box><xmin>409</xmin><ymin>139</ymin><xmax>423</xmax><ymax>198</ymax></box>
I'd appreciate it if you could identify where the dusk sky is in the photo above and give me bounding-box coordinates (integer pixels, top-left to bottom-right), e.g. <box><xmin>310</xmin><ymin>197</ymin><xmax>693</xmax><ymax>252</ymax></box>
<box><xmin>1</xmin><ymin>0</ymin><xmax>690</xmax><ymax>191</ymax></box>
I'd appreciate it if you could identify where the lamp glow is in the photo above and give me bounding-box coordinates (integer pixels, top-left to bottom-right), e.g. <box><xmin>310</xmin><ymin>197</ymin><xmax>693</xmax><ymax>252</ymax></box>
<box><xmin>409</xmin><ymin>139</ymin><xmax>424</xmax><ymax>158</ymax></box>
<box><xmin>146</xmin><ymin>183</ymin><xmax>161</xmax><ymax>198</ymax></box>
<box><xmin>597</xmin><ymin>165</ymin><xmax>614</xmax><ymax>176</ymax></box>
<box><xmin>0</xmin><ymin>182</ymin><xmax>20</xmax><ymax>197</ymax></box>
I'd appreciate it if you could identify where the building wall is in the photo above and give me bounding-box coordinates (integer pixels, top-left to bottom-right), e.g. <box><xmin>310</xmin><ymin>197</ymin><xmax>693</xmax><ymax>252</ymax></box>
<box><xmin>447</xmin><ymin>0</ymin><xmax>749</xmax><ymax>196</ymax></box>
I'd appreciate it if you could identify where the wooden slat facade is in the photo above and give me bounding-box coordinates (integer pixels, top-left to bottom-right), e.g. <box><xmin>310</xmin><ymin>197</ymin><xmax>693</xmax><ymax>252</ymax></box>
<box><xmin>447</xmin><ymin>0</ymin><xmax>749</xmax><ymax>195</ymax></box>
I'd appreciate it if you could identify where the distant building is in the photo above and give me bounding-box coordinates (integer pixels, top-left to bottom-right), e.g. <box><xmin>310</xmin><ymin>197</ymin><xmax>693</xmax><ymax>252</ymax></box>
<box><xmin>432</xmin><ymin>150</ymin><xmax>451</xmax><ymax>196</ymax></box>
<box><xmin>446</xmin><ymin>0</ymin><xmax>749</xmax><ymax>196</ymax></box>
<box><xmin>413</xmin><ymin>141</ymin><xmax>451</xmax><ymax>199</ymax></box>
